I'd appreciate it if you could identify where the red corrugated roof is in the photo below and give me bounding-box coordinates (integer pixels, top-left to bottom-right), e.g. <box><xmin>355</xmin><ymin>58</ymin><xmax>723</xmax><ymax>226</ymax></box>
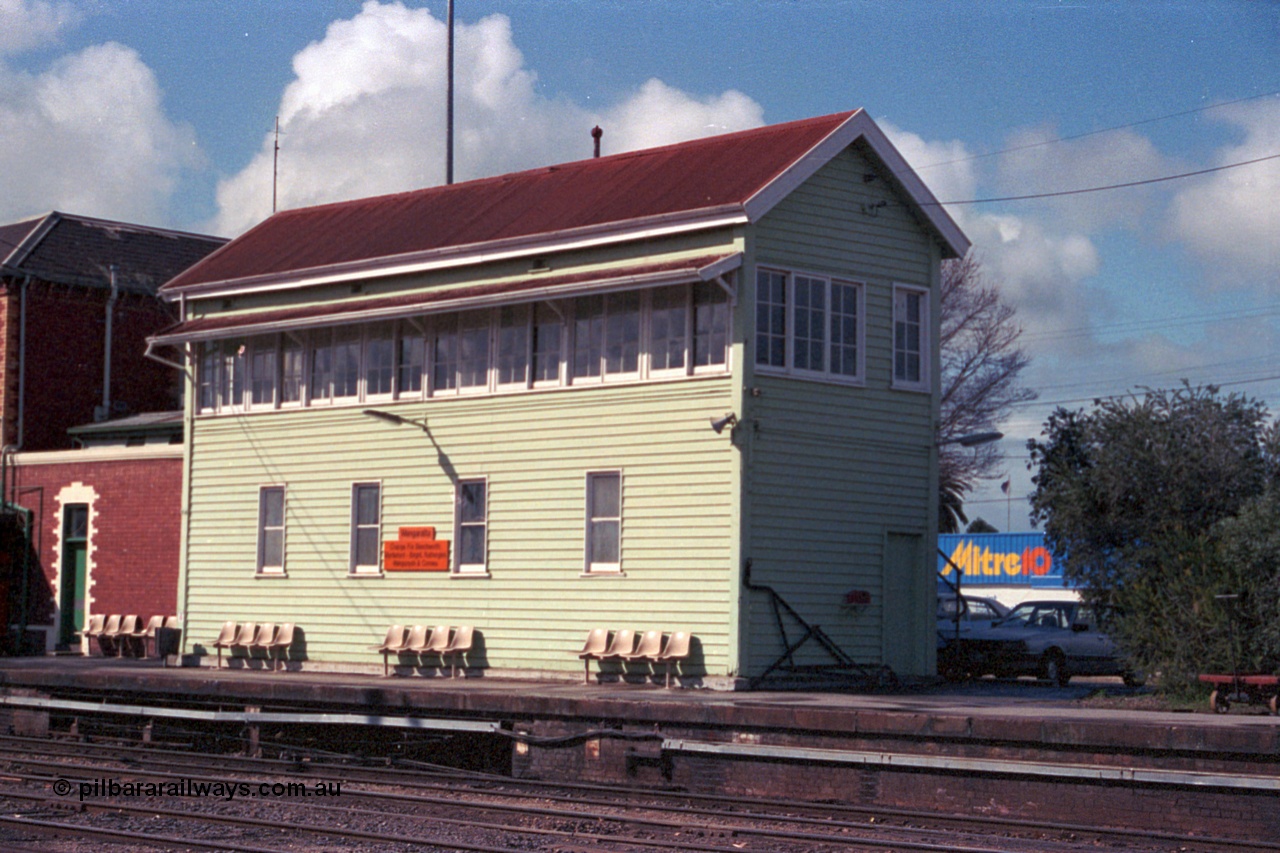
<box><xmin>164</xmin><ymin>112</ymin><xmax>857</xmax><ymax>292</ymax></box>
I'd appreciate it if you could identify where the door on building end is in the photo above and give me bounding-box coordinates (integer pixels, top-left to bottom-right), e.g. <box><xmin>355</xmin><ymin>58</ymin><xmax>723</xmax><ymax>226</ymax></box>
<box><xmin>57</xmin><ymin>505</ymin><xmax>89</xmax><ymax>649</ymax></box>
<box><xmin>881</xmin><ymin>532</ymin><xmax>926</xmax><ymax>677</ymax></box>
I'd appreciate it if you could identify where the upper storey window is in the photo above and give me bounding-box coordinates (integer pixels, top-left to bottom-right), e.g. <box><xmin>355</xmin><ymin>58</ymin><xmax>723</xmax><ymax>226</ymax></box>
<box><xmin>194</xmin><ymin>280</ymin><xmax>732</xmax><ymax>416</ymax></box>
<box><xmin>892</xmin><ymin>284</ymin><xmax>929</xmax><ymax>391</ymax></box>
<box><xmin>754</xmin><ymin>268</ymin><xmax>864</xmax><ymax>383</ymax></box>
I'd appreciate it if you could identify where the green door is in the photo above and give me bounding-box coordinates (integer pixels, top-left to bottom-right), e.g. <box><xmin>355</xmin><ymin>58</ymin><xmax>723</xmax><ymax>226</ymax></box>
<box><xmin>57</xmin><ymin>505</ymin><xmax>89</xmax><ymax>648</ymax></box>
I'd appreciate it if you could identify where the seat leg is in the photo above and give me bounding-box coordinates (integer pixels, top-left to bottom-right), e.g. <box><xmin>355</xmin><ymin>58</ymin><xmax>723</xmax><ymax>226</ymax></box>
<box><xmin>584</xmin><ymin>658</ymin><xmax>590</xmax><ymax>685</ymax></box>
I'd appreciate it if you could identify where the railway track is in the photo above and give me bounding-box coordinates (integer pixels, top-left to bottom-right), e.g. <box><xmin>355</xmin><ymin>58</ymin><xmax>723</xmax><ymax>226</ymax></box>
<box><xmin>0</xmin><ymin>731</ymin><xmax>1268</xmax><ymax>852</ymax></box>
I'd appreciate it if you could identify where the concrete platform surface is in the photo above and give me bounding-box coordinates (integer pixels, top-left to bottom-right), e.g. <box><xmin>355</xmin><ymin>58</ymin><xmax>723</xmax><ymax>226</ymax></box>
<box><xmin>0</xmin><ymin>655</ymin><xmax>1276</xmax><ymax>758</ymax></box>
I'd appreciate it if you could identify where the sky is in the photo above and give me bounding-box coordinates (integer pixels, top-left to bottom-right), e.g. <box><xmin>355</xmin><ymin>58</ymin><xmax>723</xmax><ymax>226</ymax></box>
<box><xmin>1</xmin><ymin>0</ymin><xmax>1277</xmax><ymax>530</ymax></box>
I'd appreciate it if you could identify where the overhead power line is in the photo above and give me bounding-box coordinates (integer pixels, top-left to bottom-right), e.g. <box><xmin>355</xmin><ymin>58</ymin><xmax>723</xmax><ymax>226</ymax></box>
<box><xmin>929</xmin><ymin>152</ymin><xmax>1280</xmax><ymax>206</ymax></box>
<box><xmin>914</xmin><ymin>89</ymin><xmax>1280</xmax><ymax>172</ymax></box>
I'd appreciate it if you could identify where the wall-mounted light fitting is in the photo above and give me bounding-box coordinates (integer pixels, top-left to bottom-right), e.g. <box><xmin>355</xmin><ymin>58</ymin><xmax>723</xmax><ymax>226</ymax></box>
<box><xmin>710</xmin><ymin>413</ymin><xmax>738</xmax><ymax>434</ymax></box>
<box><xmin>938</xmin><ymin>430</ymin><xmax>1003</xmax><ymax>448</ymax></box>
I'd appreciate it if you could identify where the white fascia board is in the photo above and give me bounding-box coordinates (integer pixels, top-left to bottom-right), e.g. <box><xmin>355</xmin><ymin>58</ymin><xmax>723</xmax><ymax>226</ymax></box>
<box><xmin>167</xmin><ymin>206</ymin><xmax>749</xmax><ymax>304</ymax></box>
<box><xmin>742</xmin><ymin>110</ymin><xmax>971</xmax><ymax>260</ymax></box>
<box><xmin>151</xmin><ymin>253</ymin><xmax>743</xmax><ymax>347</ymax></box>
<box><xmin>15</xmin><ymin>445</ymin><xmax>183</xmax><ymax>465</ymax></box>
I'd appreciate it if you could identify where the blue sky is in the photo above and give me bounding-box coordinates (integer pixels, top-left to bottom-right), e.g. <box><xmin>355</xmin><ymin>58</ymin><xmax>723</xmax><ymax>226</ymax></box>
<box><xmin>2</xmin><ymin>0</ymin><xmax>1277</xmax><ymax>529</ymax></box>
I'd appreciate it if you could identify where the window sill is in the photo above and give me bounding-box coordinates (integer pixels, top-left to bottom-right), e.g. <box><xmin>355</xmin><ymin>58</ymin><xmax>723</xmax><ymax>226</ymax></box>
<box><xmin>755</xmin><ymin>365</ymin><xmax>866</xmax><ymax>388</ymax></box>
<box><xmin>451</xmin><ymin>570</ymin><xmax>491</xmax><ymax>579</ymax></box>
<box><xmin>890</xmin><ymin>381</ymin><xmax>931</xmax><ymax>394</ymax></box>
<box><xmin>255</xmin><ymin>570</ymin><xmax>288</xmax><ymax>579</ymax></box>
<box><xmin>580</xmin><ymin>570</ymin><xmax>625</xmax><ymax>578</ymax></box>
<box><xmin>347</xmin><ymin>570</ymin><xmax>384</xmax><ymax>578</ymax></box>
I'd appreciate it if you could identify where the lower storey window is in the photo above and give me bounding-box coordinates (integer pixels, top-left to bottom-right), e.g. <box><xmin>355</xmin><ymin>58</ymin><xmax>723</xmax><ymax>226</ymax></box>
<box><xmin>350</xmin><ymin>483</ymin><xmax>381</xmax><ymax>574</ymax></box>
<box><xmin>257</xmin><ymin>486</ymin><xmax>285</xmax><ymax>574</ymax></box>
<box><xmin>585</xmin><ymin>471</ymin><xmax>621</xmax><ymax>573</ymax></box>
<box><xmin>455</xmin><ymin>479</ymin><xmax>487</xmax><ymax>574</ymax></box>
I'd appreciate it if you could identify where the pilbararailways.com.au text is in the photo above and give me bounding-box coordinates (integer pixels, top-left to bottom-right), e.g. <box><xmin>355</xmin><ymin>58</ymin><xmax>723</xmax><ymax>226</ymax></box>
<box><xmin>55</xmin><ymin>778</ymin><xmax>341</xmax><ymax>802</ymax></box>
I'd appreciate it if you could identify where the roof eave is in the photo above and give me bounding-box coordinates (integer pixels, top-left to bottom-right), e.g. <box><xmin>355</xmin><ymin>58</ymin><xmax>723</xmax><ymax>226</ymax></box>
<box><xmin>149</xmin><ymin>253</ymin><xmax>742</xmax><ymax>348</ymax></box>
<box><xmin>163</xmin><ymin>205</ymin><xmax>749</xmax><ymax>303</ymax></box>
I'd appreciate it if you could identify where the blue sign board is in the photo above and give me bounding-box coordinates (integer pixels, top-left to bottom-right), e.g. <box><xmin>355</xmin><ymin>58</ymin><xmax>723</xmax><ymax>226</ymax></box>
<box><xmin>937</xmin><ymin>532</ymin><xmax>1072</xmax><ymax>588</ymax></box>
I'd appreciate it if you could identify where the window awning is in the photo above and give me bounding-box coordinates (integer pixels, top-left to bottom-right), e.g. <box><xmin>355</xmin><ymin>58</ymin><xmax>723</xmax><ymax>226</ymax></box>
<box><xmin>149</xmin><ymin>252</ymin><xmax>741</xmax><ymax>347</ymax></box>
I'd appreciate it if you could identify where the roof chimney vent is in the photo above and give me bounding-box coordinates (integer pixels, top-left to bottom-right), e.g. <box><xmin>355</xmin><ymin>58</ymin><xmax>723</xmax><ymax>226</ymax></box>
<box><xmin>591</xmin><ymin>125</ymin><xmax>603</xmax><ymax>158</ymax></box>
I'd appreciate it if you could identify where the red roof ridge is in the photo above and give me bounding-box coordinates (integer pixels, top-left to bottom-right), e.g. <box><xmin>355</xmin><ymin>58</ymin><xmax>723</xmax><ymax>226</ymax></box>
<box><xmin>265</xmin><ymin>109</ymin><xmax>860</xmax><ymax>222</ymax></box>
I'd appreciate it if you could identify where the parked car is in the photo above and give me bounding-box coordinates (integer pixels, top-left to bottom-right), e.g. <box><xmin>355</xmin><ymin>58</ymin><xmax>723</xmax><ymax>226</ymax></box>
<box><xmin>943</xmin><ymin>599</ymin><xmax>1145</xmax><ymax>687</ymax></box>
<box><xmin>936</xmin><ymin>594</ymin><xmax>1008</xmax><ymax>682</ymax></box>
<box><xmin>937</xmin><ymin>593</ymin><xmax>1008</xmax><ymax>635</ymax></box>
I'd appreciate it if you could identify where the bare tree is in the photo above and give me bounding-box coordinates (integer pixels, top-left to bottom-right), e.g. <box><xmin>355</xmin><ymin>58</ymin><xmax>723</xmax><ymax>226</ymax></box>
<box><xmin>938</xmin><ymin>253</ymin><xmax>1036</xmax><ymax>532</ymax></box>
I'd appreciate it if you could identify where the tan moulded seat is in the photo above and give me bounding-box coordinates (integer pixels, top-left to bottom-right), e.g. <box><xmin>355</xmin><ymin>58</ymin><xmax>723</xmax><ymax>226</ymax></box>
<box><xmin>267</xmin><ymin>623</ymin><xmax>294</xmax><ymax>671</ymax></box>
<box><xmin>657</xmin><ymin>631</ymin><xmax>692</xmax><ymax>688</ymax></box>
<box><xmin>139</xmin><ymin>615</ymin><xmax>165</xmax><ymax>658</ymax></box>
<box><xmin>442</xmin><ymin>625</ymin><xmax>473</xmax><ymax>678</ymax></box>
<box><xmin>620</xmin><ymin>630</ymin><xmax>663</xmax><ymax>661</ymax></box>
<box><xmin>370</xmin><ymin>625</ymin><xmax>407</xmax><ymax>676</ymax></box>
<box><xmin>416</xmin><ymin>625</ymin><xmax>451</xmax><ymax>672</ymax></box>
<box><xmin>211</xmin><ymin>621</ymin><xmax>237</xmax><ymax>669</ymax></box>
<box><xmin>226</xmin><ymin>622</ymin><xmax>257</xmax><ymax>666</ymax></box>
<box><xmin>81</xmin><ymin>614</ymin><xmax>106</xmax><ymax>654</ymax></box>
<box><xmin>249</xmin><ymin>623</ymin><xmax>277</xmax><ymax>665</ymax></box>
<box><xmin>577</xmin><ymin>628</ymin><xmax>610</xmax><ymax>684</ymax></box>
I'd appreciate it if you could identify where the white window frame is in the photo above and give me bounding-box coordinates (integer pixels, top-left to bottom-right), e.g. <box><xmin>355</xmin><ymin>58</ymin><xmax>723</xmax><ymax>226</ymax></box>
<box><xmin>754</xmin><ymin>267</ymin><xmax>865</xmax><ymax>385</ymax></box>
<box><xmin>395</xmin><ymin>318</ymin><xmax>427</xmax><ymax>400</ymax></box>
<box><xmin>892</xmin><ymin>283</ymin><xmax>930</xmax><ymax>392</ymax></box>
<box><xmin>496</xmin><ymin>303</ymin><xmax>532</xmax><ymax>390</ymax></box>
<box><xmin>362</xmin><ymin>323</ymin><xmax>396</xmax><ymax>403</ymax></box>
<box><xmin>584</xmin><ymin>470</ymin><xmax>623</xmax><ymax>575</ymax></box>
<box><xmin>531</xmin><ymin>301</ymin><xmax>566</xmax><ymax>388</ymax></box>
<box><xmin>454</xmin><ymin>477</ymin><xmax>489</xmax><ymax>575</ymax></box>
<box><xmin>349</xmin><ymin>481</ymin><xmax>382</xmax><ymax>576</ymax></box>
<box><xmin>645</xmin><ymin>286</ymin><xmax>690</xmax><ymax>379</ymax></box>
<box><xmin>256</xmin><ymin>485</ymin><xmax>286</xmax><ymax>576</ymax></box>
<box><xmin>280</xmin><ymin>333</ymin><xmax>306</xmax><ymax>408</ymax></box>
<box><xmin>690</xmin><ymin>279</ymin><xmax>731</xmax><ymax>375</ymax></box>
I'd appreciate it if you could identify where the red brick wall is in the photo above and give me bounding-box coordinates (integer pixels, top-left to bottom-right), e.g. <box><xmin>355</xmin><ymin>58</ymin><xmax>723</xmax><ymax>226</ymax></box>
<box><xmin>0</xmin><ymin>286</ymin><xmax>17</xmax><ymax>449</ymax></box>
<box><xmin>13</xmin><ymin>282</ymin><xmax>178</xmax><ymax>452</ymax></box>
<box><xmin>12</xmin><ymin>454</ymin><xmax>182</xmax><ymax>627</ymax></box>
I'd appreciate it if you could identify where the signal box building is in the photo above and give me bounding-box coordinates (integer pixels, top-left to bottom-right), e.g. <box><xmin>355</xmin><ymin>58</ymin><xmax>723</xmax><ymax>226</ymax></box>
<box><xmin>153</xmin><ymin>111</ymin><xmax>969</xmax><ymax>686</ymax></box>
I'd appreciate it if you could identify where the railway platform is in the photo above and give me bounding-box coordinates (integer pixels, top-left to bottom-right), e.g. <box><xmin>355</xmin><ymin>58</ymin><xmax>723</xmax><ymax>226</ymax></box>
<box><xmin>0</xmin><ymin>656</ymin><xmax>1276</xmax><ymax>843</ymax></box>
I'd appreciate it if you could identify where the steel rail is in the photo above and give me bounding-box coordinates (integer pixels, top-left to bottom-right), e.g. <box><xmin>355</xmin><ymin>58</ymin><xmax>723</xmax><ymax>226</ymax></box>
<box><xmin>0</xmin><ymin>788</ymin><xmax>530</xmax><ymax>853</ymax></box>
<box><xmin>2</xmin><ymin>751</ymin><xmax>1255</xmax><ymax>853</ymax></box>
<box><xmin>0</xmin><ymin>733</ymin><xmax>1274</xmax><ymax>853</ymax></box>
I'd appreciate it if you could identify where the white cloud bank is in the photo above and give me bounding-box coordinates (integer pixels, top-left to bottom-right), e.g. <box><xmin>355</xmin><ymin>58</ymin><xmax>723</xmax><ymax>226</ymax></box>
<box><xmin>211</xmin><ymin>1</ymin><xmax>763</xmax><ymax>236</ymax></box>
<box><xmin>0</xmin><ymin>1</ymin><xmax>200</xmax><ymax>226</ymax></box>
<box><xmin>1168</xmin><ymin>99</ymin><xmax>1280</xmax><ymax>282</ymax></box>
<box><xmin>0</xmin><ymin>0</ymin><xmax>79</xmax><ymax>56</ymax></box>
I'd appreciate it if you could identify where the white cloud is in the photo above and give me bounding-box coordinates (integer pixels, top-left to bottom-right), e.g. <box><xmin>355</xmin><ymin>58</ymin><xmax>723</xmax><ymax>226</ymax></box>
<box><xmin>1168</xmin><ymin>98</ymin><xmax>1280</xmax><ymax>282</ymax></box>
<box><xmin>211</xmin><ymin>1</ymin><xmax>765</xmax><ymax>236</ymax></box>
<box><xmin>881</xmin><ymin>120</ymin><xmax>1101</xmax><ymax>344</ymax></box>
<box><xmin>995</xmin><ymin>124</ymin><xmax>1177</xmax><ymax>233</ymax></box>
<box><xmin>0</xmin><ymin>41</ymin><xmax>201</xmax><ymax>225</ymax></box>
<box><xmin>0</xmin><ymin>0</ymin><xmax>79</xmax><ymax>56</ymax></box>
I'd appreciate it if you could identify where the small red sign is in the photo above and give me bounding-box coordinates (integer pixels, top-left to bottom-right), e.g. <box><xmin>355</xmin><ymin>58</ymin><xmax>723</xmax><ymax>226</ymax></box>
<box><xmin>384</xmin><ymin>526</ymin><xmax>450</xmax><ymax>571</ymax></box>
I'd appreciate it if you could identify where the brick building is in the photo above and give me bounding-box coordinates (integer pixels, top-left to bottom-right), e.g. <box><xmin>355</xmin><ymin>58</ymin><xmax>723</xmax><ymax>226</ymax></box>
<box><xmin>0</xmin><ymin>212</ymin><xmax>225</xmax><ymax>451</ymax></box>
<box><xmin>0</xmin><ymin>213</ymin><xmax>223</xmax><ymax>651</ymax></box>
<box><xmin>11</xmin><ymin>414</ymin><xmax>183</xmax><ymax>652</ymax></box>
